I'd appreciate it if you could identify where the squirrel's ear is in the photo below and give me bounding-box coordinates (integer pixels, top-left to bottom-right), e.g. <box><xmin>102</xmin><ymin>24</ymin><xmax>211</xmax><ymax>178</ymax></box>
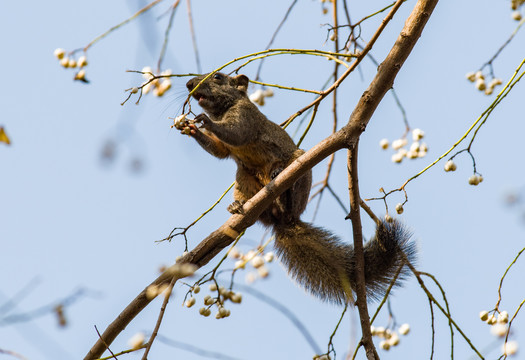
<box><xmin>234</xmin><ymin>74</ymin><xmax>249</xmax><ymax>92</ymax></box>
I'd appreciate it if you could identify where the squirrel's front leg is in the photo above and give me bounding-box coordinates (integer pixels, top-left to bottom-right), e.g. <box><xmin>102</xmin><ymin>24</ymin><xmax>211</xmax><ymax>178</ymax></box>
<box><xmin>187</xmin><ymin>122</ymin><xmax>230</xmax><ymax>159</ymax></box>
<box><xmin>195</xmin><ymin>113</ymin><xmax>248</xmax><ymax>147</ymax></box>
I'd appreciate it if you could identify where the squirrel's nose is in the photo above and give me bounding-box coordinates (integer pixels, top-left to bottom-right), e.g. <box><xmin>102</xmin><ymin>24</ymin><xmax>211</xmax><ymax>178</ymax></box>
<box><xmin>186</xmin><ymin>79</ymin><xmax>195</xmax><ymax>91</ymax></box>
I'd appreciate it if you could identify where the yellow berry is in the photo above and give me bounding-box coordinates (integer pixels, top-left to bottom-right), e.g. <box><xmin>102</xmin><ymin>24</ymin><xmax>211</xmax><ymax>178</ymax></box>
<box><xmin>257</xmin><ymin>266</ymin><xmax>269</xmax><ymax>278</ymax></box>
<box><xmin>203</xmin><ymin>295</ymin><xmax>214</xmax><ymax>306</ymax></box>
<box><xmin>388</xmin><ymin>332</ymin><xmax>400</xmax><ymax>346</ymax></box>
<box><xmin>379</xmin><ymin>340</ymin><xmax>390</xmax><ymax>350</ymax></box>
<box><xmin>251</xmin><ymin>256</ymin><xmax>264</xmax><ymax>268</ymax></box>
<box><xmin>406</xmin><ymin>150</ymin><xmax>418</xmax><ymax>159</ymax></box>
<box><xmin>77</xmin><ymin>55</ymin><xmax>88</xmax><ymax>67</ymax></box>
<box><xmin>391</xmin><ymin>138</ymin><xmax>407</xmax><ymax>150</ymax></box>
<box><xmin>263</xmin><ymin>88</ymin><xmax>274</xmax><ymax>97</ymax></box>
<box><xmin>54</xmin><ymin>48</ymin><xmax>66</xmax><ymax>59</ymax></box>
<box><xmin>145</xmin><ymin>285</ymin><xmax>159</xmax><ymax>300</ymax></box>
<box><xmin>412</xmin><ymin>128</ymin><xmax>425</xmax><ymax>141</ymax></box>
<box><xmin>490</xmin><ymin>324</ymin><xmax>508</xmax><ymax>337</ymax></box>
<box><xmin>230</xmin><ymin>292</ymin><xmax>243</xmax><ymax>304</ymax></box>
<box><xmin>468</xmin><ymin>175</ymin><xmax>481</xmax><ymax>186</ymax></box>
<box><xmin>465</xmin><ymin>72</ymin><xmax>476</xmax><ymax>82</ymax></box>
<box><xmin>498</xmin><ymin>311</ymin><xmax>509</xmax><ymax>324</ymax></box>
<box><xmin>479</xmin><ymin>310</ymin><xmax>489</xmax><ymax>321</ymax></box>
<box><xmin>475</xmin><ymin>78</ymin><xmax>486</xmax><ymax>91</ymax></box>
<box><xmin>444</xmin><ymin>160</ymin><xmax>457</xmax><ymax>172</ymax></box>
<box><xmin>74</xmin><ymin>70</ymin><xmax>86</xmax><ymax>81</ymax></box>
<box><xmin>399</xmin><ymin>323</ymin><xmax>410</xmax><ymax>335</ymax></box>
<box><xmin>59</xmin><ymin>57</ymin><xmax>70</xmax><ymax>68</ymax></box>
<box><xmin>395</xmin><ymin>203</ymin><xmax>404</xmax><ymax>214</ymax></box>
<box><xmin>502</xmin><ymin>340</ymin><xmax>519</xmax><ymax>355</ymax></box>
<box><xmin>475</xmin><ymin>71</ymin><xmax>484</xmax><ymax>80</ymax></box>
<box><xmin>185</xmin><ymin>297</ymin><xmax>196</xmax><ymax>307</ymax></box>
<box><xmin>391</xmin><ymin>152</ymin><xmax>404</xmax><ymax>163</ymax></box>
<box><xmin>128</xmin><ymin>332</ymin><xmax>145</xmax><ymax>350</ymax></box>
<box><xmin>379</xmin><ymin>138</ymin><xmax>389</xmax><ymax>150</ymax></box>
<box><xmin>264</xmin><ymin>252</ymin><xmax>274</xmax><ymax>263</ymax></box>
<box><xmin>218</xmin><ymin>306</ymin><xmax>229</xmax><ymax>317</ymax></box>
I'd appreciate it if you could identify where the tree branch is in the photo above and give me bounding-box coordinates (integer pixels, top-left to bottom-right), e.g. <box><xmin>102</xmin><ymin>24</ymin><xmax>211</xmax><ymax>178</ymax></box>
<box><xmin>347</xmin><ymin>144</ymin><xmax>379</xmax><ymax>360</ymax></box>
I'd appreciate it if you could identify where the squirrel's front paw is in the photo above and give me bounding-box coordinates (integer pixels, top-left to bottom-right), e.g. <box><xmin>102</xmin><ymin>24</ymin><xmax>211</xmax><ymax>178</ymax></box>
<box><xmin>227</xmin><ymin>200</ymin><xmax>245</xmax><ymax>215</ymax></box>
<box><xmin>194</xmin><ymin>113</ymin><xmax>212</xmax><ymax>128</ymax></box>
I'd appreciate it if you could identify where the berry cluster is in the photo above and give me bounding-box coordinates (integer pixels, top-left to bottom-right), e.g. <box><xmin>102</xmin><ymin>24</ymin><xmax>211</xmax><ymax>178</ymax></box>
<box><xmin>54</xmin><ymin>48</ymin><xmax>88</xmax><ymax>83</ymax></box>
<box><xmin>443</xmin><ymin>160</ymin><xmax>483</xmax><ymax>186</ymax></box>
<box><xmin>465</xmin><ymin>71</ymin><xmax>503</xmax><ymax>95</ymax></box>
<box><xmin>185</xmin><ymin>282</ymin><xmax>243</xmax><ymax>320</ymax></box>
<box><xmin>380</xmin><ymin>128</ymin><xmax>428</xmax><ymax>163</ymax></box>
<box><xmin>171</xmin><ymin>114</ymin><xmax>196</xmax><ymax>135</ymax></box>
<box><xmin>229</xmin><ymin>247</ymin><xmax>275</xmax><ymax>283</ymax></box>
<box><xmin>511</xmin><ymin>0</ymin><xmax>525</xmax><ymax>20</ymax></box>
<box><xmin>371</xmin><ymin>323</ymin><xmax>411</xmax><ymax>351</ymax></box>
<box><xmin>479</xmin><ymin>310</ymin><xmax>518</xmax><ymax>356</ymax></box>
<box><xmin>140</xmin><ymin>66</ymin><xmax>173</xmax><ymax>97</ymax></box>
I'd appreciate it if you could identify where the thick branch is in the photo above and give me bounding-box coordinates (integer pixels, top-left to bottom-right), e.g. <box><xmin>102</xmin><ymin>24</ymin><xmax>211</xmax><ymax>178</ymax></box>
<box><xmin>347</xmin><ymin>144</ymin><xmax>379</xmax><ymax>360</ymax></box>
<box><xmin>85</xmin><ymin>0</ymin><xmax>438</xmax><ymax>358</ymax></box>
<box><xmin>343</xmin><ymin>0</ymin><xmax>438</xmax><ymax>358</ymax></box>
<box><xmin>84</xmin><ymin>131</ymin><xmax>347</xmax><ymax>360</ymax></box>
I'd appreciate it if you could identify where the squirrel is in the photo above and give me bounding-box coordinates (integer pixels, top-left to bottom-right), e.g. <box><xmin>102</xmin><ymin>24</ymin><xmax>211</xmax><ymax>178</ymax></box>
<box><xmin>183</xmin><ymin>72</ymin><xmax>416</xmax><ymax>304</ymax></box>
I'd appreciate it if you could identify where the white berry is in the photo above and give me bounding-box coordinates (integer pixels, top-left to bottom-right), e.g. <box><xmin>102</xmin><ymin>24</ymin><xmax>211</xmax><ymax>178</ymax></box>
<box><xmin>395</xmin><ymin>203</ymin><xmax>404</xmax><ymax>214</ymax></box>
<box><xmin>399</xmin><ymin>323</ymin><xmax>410</xmax><ymax>335</ymax></box>
<box><xmin>479</xmin><ymin>310</ymin><xmax>489</xmax><ymax>321</ymax></box>
<box><xmin>444</xmin><ymin>160</ymin><xmax>457</xmax><ymax>172</ymax></box>
<box><xmin>498</xmin><ymin>311</ymin><xmax>509</xmax><ymax>324</ymax></box>
<box><xmin>54</xmin><ymin>48</ymin><xmax>66</xmax><ymax>59</ymax></box>
<box><xmin>468</xmin><ymin>175</ymin><xmax>481</xmax><ymax>186</ymax></box>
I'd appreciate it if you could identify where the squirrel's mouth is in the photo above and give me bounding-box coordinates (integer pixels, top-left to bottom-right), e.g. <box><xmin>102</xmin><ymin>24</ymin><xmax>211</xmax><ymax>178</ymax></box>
<box><xmin>192</xmin><ymin>92</ymin><xmax>207</xmax><ymax>107</ymax></box>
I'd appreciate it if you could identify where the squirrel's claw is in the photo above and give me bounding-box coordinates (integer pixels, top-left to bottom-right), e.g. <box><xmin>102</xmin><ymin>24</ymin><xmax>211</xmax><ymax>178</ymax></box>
<box><xmin>227</xmin><ymin>200</ymin><xmax>245</xmax><ymax>215</ymax></box>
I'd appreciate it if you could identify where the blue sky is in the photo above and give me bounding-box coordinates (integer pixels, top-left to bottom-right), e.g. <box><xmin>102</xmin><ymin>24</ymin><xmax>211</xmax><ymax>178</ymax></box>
<box><xmin>1</xmin><ymin>0</ymin><xmax>525</xmax><ymax>359</ymax></box>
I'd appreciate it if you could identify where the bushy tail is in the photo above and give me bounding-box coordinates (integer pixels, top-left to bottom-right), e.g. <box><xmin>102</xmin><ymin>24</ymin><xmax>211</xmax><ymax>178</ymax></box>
<box><xmin>273</xmin><ymin>220</ymin><xmax>416</xmax><ymax>304</ymax></box>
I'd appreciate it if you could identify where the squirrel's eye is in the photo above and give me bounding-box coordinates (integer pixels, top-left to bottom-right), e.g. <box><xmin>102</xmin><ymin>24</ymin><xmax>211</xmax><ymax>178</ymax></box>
<box><xmin>213</xmin><ymin>73</ymin><xmax>223</xmax><ymax>80</ymax></box>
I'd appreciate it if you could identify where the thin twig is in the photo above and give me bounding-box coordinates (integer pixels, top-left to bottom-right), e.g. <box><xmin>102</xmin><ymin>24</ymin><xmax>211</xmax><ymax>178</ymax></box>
<box><xmin>186</xmin><ymin>0</ymin><xmax>201</xmax><ymax>73</ymax></box>
<box><xmin>157</xmin><ymin>0</ymin><xmax>181</xmax><ymax>72</ymax></box>
<box><xmin>80</xmin><ymin>0</ymin><xmax>164</xmax><ymax>54</ymax></box>
<box><xmin>141</xmin><ymin>276</ymin><xmax>177</xmax><ymax>359</ymax></box>
<box><xmin>254</xmin><ymin>0</ymin><xmax>299</xmax><ymax>81</ymax></box>
<box><xmin>94</xmin><ymin>325</ymin><xmax>118</xmax><ymax>360</ymax></box>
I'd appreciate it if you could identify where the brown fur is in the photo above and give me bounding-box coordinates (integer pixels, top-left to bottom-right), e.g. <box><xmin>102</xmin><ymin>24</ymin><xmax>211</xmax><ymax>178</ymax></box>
<box><xmin>185</xmin><ymin>73</ymin><xmax>416</xmax><ymax>303</ymax></box>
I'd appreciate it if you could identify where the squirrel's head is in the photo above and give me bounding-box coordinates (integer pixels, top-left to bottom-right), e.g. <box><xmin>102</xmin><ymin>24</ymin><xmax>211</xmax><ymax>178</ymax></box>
<box><xmin>186</xmin><ymin>73</ymin><xmax>250</xmax><ymax>117</ymax></box>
